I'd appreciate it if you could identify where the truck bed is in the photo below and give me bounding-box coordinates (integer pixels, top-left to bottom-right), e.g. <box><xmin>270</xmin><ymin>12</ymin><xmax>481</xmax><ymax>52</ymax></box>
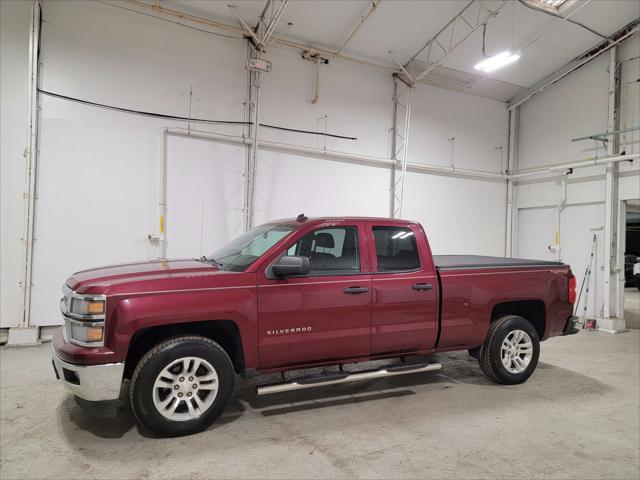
<box><xmin>434</xmin><ymin>255</ymin><xmax>564</xmax><ymax>270</ymax></box>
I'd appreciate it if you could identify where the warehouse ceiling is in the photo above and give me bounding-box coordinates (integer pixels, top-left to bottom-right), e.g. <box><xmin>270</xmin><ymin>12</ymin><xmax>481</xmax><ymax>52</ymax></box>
<box><xmin>142</xmin><ymin>0</ymin><xmax>638</xmax><ymax>101</ymax></box>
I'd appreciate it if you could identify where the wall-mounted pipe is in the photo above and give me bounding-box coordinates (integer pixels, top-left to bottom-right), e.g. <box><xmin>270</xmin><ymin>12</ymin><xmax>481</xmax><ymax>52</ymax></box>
<box><xmin>166</xmin><ymin>127</ymin><xmax>507</xmax><ymax>180</ymax></box>
<box><xmin>510</xmin><ymin>153</ymin><xmax>640</xmax><ymax>179</ymax></box>
<box><xmin>158</xmin><ymin>129</ymin><xmax>168</xmax><ymax>258</ymax></box>
<box><xmin>311</xmin><ymin>57</ymin><xmax>320</xmax><ymax>104</ymax></box>
<box><xmin>334</xmin><ymin>1</ymin><xmax>382</xmax><ymax>58</ymax></box>
<box><xmin>552</xmin><ymin>173</ymin><xmax>568</xmax><ymax>261</ymax></box>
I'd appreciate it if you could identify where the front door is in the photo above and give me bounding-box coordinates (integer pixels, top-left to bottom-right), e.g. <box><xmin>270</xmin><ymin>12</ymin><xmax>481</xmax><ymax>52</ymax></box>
<box><xmin>257</xmin><ymin>224</ymin><xmax>372</xmax><ymax>368</ymax></box>
<box><xmin>368</xmin><ymin>224</ymin><xmax>439</xmax><ymax>354</ymax></box>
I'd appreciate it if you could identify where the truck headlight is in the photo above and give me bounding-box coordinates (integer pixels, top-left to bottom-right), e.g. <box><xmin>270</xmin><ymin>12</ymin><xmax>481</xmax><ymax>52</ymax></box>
<box><xmin>70</xmin><ymin>321</ymin><xmax>104</xmax><ymax>344</ymax></box>
<box><xmin>61</xmin><ymin>286</ymin><xmax>107</xmax><ymax>347</ymax></box>
<box><xmin>70</xmin><ymin>298</ymin><xmax>105</xmax><ymax>316</ymax></box>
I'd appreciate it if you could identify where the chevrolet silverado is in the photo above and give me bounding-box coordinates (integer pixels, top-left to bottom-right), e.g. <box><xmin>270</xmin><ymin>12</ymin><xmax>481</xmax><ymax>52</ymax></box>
<box><xmin>52</xmin><ymin>215</ymin><xmax>578</xmax><ymax>436</ymax></box>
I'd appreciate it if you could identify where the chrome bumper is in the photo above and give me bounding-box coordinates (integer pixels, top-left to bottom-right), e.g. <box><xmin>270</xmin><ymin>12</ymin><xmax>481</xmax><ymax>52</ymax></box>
<box><xmin>51</xmin><ymin>346</ymin><xmax>124</xmax><ymax>401</ymax></box>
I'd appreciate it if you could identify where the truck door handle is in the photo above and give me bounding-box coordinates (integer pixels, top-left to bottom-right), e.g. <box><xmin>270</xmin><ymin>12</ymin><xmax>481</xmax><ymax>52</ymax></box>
<box><xmin>343</xmin><ymin>286</ymin><xmax>369</xmax><ymax>294</ymax></box>
<box><xmin>412</xmin><ymin>283</ymin><xmax>433</xmax><ymax>291</ymax></box>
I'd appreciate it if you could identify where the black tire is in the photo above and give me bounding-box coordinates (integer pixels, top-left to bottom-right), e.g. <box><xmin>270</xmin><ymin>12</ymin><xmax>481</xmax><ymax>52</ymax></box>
<box><xmin>479</xmin><ymin>315</ymin><xmax>540</xmax><ymax>385</ymax></box>
<box><xmin>130</xmin><ymin>335</ymin><xmax>235</xmax><ymax>437</ymax></box>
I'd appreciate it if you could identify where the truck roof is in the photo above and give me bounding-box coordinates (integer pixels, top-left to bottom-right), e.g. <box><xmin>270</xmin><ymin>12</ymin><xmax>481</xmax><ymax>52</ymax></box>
<box><xmin>271</xmin><ymin>216</ymin><xmax>420</xmax><ymax>226</ymax></box>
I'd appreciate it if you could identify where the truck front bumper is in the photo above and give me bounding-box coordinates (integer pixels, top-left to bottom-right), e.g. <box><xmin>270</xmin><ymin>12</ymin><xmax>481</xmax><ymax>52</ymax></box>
<box><xmin>51</xmin><ymin>345</ymin><xmax>124</xmax><ymax>401</ymax></box>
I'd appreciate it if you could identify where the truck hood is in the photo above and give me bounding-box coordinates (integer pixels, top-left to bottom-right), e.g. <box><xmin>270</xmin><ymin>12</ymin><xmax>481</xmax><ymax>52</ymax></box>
<box><xmin>67</xmin><ymin>259</ymin><xmax>225</xmax><ymax>293</ymax></box>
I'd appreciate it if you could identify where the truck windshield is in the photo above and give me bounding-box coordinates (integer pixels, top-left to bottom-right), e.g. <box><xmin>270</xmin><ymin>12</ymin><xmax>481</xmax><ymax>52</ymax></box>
<box><xmin>207</xmin><ymin>223</ymin><xmax>295</xmax><ymax>272</ymax></box>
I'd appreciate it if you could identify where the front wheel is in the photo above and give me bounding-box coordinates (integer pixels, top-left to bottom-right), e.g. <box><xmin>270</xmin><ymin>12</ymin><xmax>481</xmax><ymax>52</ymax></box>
<box><xmin>479</xmin><ymin>315</ymin><xmax>540</xmax><ymax>385</ymax></box>
<box><xmin>130</xmin><ymin>335</ymin><xmax>235</xmax><ymax>437</ymax></box>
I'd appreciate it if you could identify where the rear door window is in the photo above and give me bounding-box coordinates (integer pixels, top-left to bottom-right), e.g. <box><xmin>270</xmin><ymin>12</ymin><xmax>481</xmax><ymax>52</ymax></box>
<box><xmin>372</xmin><ymin>226</ymin><xmax>420</xmax><ymax>272</ymax></box>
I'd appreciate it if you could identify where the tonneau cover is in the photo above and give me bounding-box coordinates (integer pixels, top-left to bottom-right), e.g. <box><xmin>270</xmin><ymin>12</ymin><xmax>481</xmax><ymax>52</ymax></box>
<box><xmin>434</xmin><ymin>255</ymin><xmax>564</xmax><ymax>270</ymax></box>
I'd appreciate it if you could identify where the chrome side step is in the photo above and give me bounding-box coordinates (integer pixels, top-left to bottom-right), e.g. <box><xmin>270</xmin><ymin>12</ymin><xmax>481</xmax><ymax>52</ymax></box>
<box><xmin>256</xmin><ymin>362</ymin><xmax>442</xmax><ymax>396</ymax></box>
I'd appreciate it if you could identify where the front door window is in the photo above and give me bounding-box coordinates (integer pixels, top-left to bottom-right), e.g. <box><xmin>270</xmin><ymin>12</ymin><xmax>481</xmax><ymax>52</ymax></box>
<box><xmin>286</xmin><ymin>226</ymin><xmax>360</xmax><ymax>276</ymax></box>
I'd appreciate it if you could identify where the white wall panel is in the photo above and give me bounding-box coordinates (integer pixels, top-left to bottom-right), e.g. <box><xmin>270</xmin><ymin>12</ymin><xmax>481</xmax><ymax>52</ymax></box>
<box><xmin>409</xmin><ymin>84</ymin><xmax>509</xmax><ymax>172</ymax></box>
<box><xmin>29</xmin><ymin>98</ymin><xmax>163</xmax><ymax>326</ymax></box>
<box><xmin>0</xmin><ymin>0</ymin><xmax>31</xmax><ymax>327</ymax></box>
<box><xmin>517</xmin><ymin>204</ymin><xmax>605</xmax><ymax>318</ymax></box>
<box><xmin>518</xmin><ymin>54</ymin><xmax>610</xmax><ymax>170</ymax></box>
<box><xmin>403</xmin><ymin>173</ymin><xmax>506</xmax><ymax>256</ymax></box>
<box><xmin>40</xmin><ymin>1</ymin><xmax>247</xmax><ymax>124</ymax></box>
<box><xmin>253</xmin><ymin>152</ymin><xmax>390</xmax><ymax>226</ymax></box>
<box><xmin>560</xmin><ymin>203</ymin><xmax>606</xmax><ymax>318</ymax></box>
<box><xmin>260</xmin><ymin>48</ymin><xmax>393</xmax><ymax>158</ymax></box>
<box><xmin>166</xmin><ymin>136</ymin><xmax>245</xmax><ymax>258</ymax></box>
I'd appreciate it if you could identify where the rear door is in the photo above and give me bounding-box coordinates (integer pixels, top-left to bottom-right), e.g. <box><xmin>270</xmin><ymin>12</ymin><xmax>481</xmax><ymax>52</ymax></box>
<box><xmin>367</xmin><ymin>223</ymin><xmax>439</xmax><ymax>354</ymax></box>
<box><xmin>257</xmin><ymin>222</ymin><xmax>372</xmax><ymax>368</ymax></box>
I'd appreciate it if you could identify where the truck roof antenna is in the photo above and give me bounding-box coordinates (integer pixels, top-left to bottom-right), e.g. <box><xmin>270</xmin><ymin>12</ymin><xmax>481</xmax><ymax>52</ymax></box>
<box><xmin>296</xmin><ymin>213</ymin><xmax>308</xmax><ymax>222</ymax></box>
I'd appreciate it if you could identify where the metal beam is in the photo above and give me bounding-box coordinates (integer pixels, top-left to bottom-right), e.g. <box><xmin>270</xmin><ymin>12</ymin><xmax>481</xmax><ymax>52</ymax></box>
<box><xmin>236</xmin><ymin>1</ymin><xmax>289</xmax><ymax>231</ymax></box>
<box><xmin>334</xmin><ymin>1</ymin><xmax>382</xmax><ymax>57</ymax></box>
<box><xmin>244</xmin><ymin>52</ymin><xmax>261</xmax><ymax>232</ymax></box>
<box><xmin>402</xmin><ymin>0</ymin><xmax>507</xmax><ymax>85</ymax></box>
<box><xmin>128</xmin><ymin>0</ymin><xmax>397</xmax><ymax>73</ymax></box>
<box><xmin>390</xmin><ymin>76</ymin><xmax>413</xmax><ymax>218</ymax></box>
<box><xmin>505</xmin><ymin>106</ymin><xmax>519</xmax><ymax>257</ymax></box>
<box><xmin>571</xmin><ymin>126</ymin><xmax>640</xmax><ymax>143</ymax></box>
<box><xmin>508</xmin><ymin>20</ymin><xmax>639</xmax><ymax>110</ymax></box>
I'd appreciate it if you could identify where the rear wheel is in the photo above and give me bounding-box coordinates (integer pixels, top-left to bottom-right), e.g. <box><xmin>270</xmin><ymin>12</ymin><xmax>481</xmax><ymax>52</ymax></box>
<box><xmin>479</xmin><ymin>315</ymin><xmax>540</xmax><ymax>385</ymax></box>
<box><xmin>130</xmin><ymin>335</ymin><xmax>235</xmax><ymax>437</ymax></box>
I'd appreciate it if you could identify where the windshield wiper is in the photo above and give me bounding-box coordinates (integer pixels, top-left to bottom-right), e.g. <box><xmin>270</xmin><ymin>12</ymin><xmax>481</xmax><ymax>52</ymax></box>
<box><xmin>196</xmin><ymin>256</ymin><xmax>223</xmax><ymax>267</ymax></box>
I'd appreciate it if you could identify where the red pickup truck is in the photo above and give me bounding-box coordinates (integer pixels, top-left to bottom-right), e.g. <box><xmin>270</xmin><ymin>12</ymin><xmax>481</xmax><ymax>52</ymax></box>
<box><xmin>52</xmin><ymin>216</ymin><xmax>578</xmax><ymax>436</ymax></box>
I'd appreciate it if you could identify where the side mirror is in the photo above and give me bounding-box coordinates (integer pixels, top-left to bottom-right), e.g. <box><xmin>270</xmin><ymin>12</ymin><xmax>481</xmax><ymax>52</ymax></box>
<box><xmin>271</xmin><ymin>255</ymin><xmax>310</xmax><ymax>278</ymax></box>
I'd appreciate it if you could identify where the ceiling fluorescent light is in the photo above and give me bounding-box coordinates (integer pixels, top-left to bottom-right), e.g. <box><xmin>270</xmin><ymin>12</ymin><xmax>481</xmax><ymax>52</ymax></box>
<box><xmin>526</xmin><ymin>0</ymin><xmax>570</xmax><ymax>13</ymax></box>
<box><xmin>474</xmin><ymin>51</ymin><xmax>521</xmax><ymax>73</ymax></box>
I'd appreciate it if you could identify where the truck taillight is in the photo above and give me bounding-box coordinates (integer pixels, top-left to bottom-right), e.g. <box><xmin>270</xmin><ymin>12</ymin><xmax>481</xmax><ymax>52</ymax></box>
<box><xmin>568</xmin><ymin>275</ymin><xmax>576</xmax><ymax>304</ymax></box>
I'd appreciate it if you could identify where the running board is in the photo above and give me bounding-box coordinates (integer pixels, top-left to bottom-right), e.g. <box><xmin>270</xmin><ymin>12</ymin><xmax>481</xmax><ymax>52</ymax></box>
<box><xmin>256</xmin><ymin>362</ymin><xmax>442</xmax><ymax>396</ymax></box>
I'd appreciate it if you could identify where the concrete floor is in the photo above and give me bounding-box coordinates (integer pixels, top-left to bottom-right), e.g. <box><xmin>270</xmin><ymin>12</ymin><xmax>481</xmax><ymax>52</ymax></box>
<box><xmin>625</xmin><ymin>287</ymin><xmax>640</xmax><ymax>330</ymax></box>
<box><xmin>1</xmin><ymin>330</ymin><xmax>639</xmax><ymax>480</ymax></box>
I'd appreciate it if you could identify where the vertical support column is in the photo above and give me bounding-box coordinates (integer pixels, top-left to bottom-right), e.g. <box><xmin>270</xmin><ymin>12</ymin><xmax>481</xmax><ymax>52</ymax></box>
<box><xmin>243</xmin><ymin>49</ymin><xmax>261</xmax><ymax>232</ymax></box>
<box><xmin>388</xmin><ymin>79</ymin><xmax>398</xmax><ymax>217</ymax></box>
<box><xmin>599</xmin><ymin>46</ymin><xmax>624</xmax><ymax>333</ymax></box>
<box><xmin>505</xmin><ymin>106</ymin><xmax>519</xmax><ymax>258</ymax></box>
<box><xmin>12</xmin><ymin>0</ymin><xmax>42</xmax><ymax>345</ymax></box>
<box><xmin>390</xmin><ymin>76</ymin><xmax>413</xmax><ymax>219</ymax></box>
<box><xmin>158</xmin><ymin>129</ymin><xmax>168</xmax><ymax>259</ymax></box>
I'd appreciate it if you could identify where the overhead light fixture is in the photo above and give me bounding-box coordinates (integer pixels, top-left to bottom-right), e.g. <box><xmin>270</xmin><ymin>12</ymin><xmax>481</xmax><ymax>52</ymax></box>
<box><xmin>526</xmin><ymin>0</ymin><xmax>571</xmax><ymax>13</ymax></box>
<box><xmin>474</xmin><ymin>51</ymin><xmax>521</xmax><ymax>73</ymax></box>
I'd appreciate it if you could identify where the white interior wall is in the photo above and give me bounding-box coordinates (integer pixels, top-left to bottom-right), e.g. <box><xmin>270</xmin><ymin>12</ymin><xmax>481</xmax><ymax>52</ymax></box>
<box><xmin>514</xmin><ymin>33</ymin><xmax>640</xmax><ymax>317</ymax></box>
<box><xmin>2</xmin><ymin>1</ymin><xmax>508</xmax><ymax>328</ymax></box>
<box><xmin>166</xmin><ymin>136</ymin><xmax>245</xmax><ymax>258</ymax></box>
